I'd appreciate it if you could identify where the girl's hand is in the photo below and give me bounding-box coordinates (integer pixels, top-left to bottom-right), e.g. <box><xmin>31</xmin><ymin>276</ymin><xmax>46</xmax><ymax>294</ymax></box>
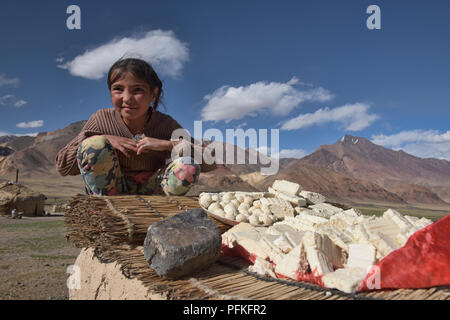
<box><xmin>103</xmin><ymin>135</ymin><xmax>138</xmax><ymax>158</ymax></box>
<box><xmin>136</xmin><ymin>136</ymin><xmax>172</xmax><ymax>155</ymax></box>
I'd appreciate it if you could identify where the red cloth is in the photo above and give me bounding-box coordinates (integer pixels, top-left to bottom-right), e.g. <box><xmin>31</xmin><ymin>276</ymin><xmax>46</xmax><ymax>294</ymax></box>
<box><xmin>359</xmin><ymin>214</ymin><xmax>450</xmax><ymax>291</ymax></box>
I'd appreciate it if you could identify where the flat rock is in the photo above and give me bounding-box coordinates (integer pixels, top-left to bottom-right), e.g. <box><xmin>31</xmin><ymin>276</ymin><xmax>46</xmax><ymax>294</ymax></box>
<box><xmin>143</xmin><ymin>208</ymin><xmax>222</xmax><ymax>279</ymax></box>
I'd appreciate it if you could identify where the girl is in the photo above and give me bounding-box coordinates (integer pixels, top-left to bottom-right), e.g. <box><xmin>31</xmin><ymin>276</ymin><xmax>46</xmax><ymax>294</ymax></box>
<box><xmin>56</xmin><ymin>58</ymin><xmax>215</xmax><ymax>196</ymax></box>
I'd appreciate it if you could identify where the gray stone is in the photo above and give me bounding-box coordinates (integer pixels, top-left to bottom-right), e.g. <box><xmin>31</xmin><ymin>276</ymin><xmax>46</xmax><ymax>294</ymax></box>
<box><xmin>143</xmin><ymin>208</ymin><xmax>222</xmax><ymax>279</ymax></box>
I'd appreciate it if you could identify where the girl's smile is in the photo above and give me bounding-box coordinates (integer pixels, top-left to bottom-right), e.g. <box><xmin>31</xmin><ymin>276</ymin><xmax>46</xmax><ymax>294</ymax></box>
<box><xmin>110</xmin><ymin>71</ymin><xmax>157</xmax><ymax>133</ymax></box>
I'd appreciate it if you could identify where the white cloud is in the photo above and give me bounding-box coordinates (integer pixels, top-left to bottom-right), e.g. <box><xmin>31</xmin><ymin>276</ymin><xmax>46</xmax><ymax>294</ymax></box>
<box><xmin>281</xmin><ymin>103</ymin><xmax>378</xmax><ymax>131</ymax></box>
<box><xmin>276</xmin><ymin>149</ymin><xmax>308</xmax><ymax>159</ymax></box>
<box><xmin>371</xmin><ymin>130</ymin><xmax>450</xmax><ymax>147</ymax></box>
<box><xmin>258</xmin><ymin>146</ymin><xmax>307</xmax><ymax>159</ymax></box>
<box><xmin>0</xmin><ymin>73</ymin><xmax>20</xmax><ymax>87</ymax></box>
<box><xmin>0</xmin><ymin>95</ymin><xmax>14</xmax><ymax>105</ymax></box>
<box><xmin>16</xmin><ymin>120</ymin><xmax>44</xmax><ymax>128</ymax></box>
<box><xmin>371</xmin><ymin>130</ymin><xmax>450</xmax><ymax>160</ymax></box>
<box><xmin>55</xmin><ymin>57</ymin><xmax>64</xmax><ymax>63</ymax></box>
<box><xmin>0</xmin><ymin>95</ymin><xmax>27</xmax><ymax>108</ymax></box>
<box><xmin>58</xmin><ymin>30</ymin><xmax>189</xmax><ymax>79</ymax></box>
<box><xmin>201</xmin><ymin>77</ymin><xmax>334</xmax><ymax>122</ymax></box>
<box><xmin>236</xmin><ymin>122</ymin><xmax>247</xmax><ymax>129</ymax></box>
<box><xmin>0</xmin><ymin>132</ymin><xmax>39</xmax><ymax>137</ymax></box>
<box><xmin>14</xmin><ymin>100</ymin><xmax>27</xmax><ymax>108</ymax></box>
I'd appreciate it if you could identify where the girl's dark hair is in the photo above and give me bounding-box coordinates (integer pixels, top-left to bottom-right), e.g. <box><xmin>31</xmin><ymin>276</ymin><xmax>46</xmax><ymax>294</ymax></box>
<box><xmin>107</xmin><ymin>58</ymin><xmax>164</xmax><ymax>110</ymax></box>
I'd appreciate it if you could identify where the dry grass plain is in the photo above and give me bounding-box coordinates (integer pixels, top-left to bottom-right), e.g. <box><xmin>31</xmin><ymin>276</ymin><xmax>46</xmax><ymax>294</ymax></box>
<box><xmin>0</xmin><ymin>174</ymin><xmax>448</xmax><ymax>300</ymax></box>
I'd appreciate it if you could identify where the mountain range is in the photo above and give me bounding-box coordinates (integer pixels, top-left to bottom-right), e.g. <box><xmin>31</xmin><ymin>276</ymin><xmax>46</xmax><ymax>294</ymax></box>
<box><xmin>0</xmin><ymin>122</ymin><xmax>449</xmax><ymax>209</ymax></box>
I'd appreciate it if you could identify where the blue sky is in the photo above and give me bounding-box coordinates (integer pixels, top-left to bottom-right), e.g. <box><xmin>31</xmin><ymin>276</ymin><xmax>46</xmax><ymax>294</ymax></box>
<box><xmin>1</xmin><ymin>0</ymin><xmax>449</xmax><ymax>160</ymax></box>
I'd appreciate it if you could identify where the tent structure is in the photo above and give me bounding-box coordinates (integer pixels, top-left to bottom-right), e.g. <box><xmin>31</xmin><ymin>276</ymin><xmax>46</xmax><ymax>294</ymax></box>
<box><xmin>0</xmin><ymin>181</ymin><xmax>46</xmax><ymax>216</ymax></box>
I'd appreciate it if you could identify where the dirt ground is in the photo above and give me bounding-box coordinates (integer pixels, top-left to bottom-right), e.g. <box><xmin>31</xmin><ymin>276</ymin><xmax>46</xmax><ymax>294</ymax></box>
<box><xmin>0</xmin><ymin>215</ymin><xmax>81</xmax><ymax>300</ymax></box>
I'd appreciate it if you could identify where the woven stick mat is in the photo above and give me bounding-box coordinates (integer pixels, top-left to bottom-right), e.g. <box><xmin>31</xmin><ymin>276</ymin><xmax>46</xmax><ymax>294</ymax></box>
<box><xmin>93</xmin><ymin>244</ymin><xmax>450</xmax><ymax>300</ymax></box>
<box><xmin>65</xmin><ymin>194</ymin><xmax>449</xmax><ymax>300</ymax></box>
<box><xmin>65</xmin><ymin>194</ymin><xmax>231</xmax><ymax>248</ymax></box>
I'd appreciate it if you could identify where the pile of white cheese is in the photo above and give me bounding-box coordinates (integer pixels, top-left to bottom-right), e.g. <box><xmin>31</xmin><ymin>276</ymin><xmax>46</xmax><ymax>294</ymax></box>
<box><xmin>199</xmin><ymin>180</ymin><xmax>313</xmax><ymax>226</ymax></box>
<box><xmin>212</xmin><ymin>179</ymin><xmax>433</xmax><ymax>293</ymax></box>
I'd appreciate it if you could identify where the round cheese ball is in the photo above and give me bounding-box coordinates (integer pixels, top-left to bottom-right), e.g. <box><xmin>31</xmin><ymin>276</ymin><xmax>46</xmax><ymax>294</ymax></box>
<box><xmin>225</xmin><ymin>211</ymin><xmax>236</xmax><ymax>220</ymax></box>
<box><xmin>224</xmin><ymin>203</ymin><xmax>238</xmax><ymax>216</ymax></box>
<box><xmin>253</xmin><ymin>208</ymin><xmax>263</xmax><ymax>216</ymax></box>
<box><xmin>230</xmin><ymin>199</ymin><xmax>240</xmax><ymax>208</ymax></box>
<box><xmin>259</xmin><ymin>213</ymin><xmax>274</xmax><ymax>225</ymax></box>
<box><xmin>213</xmin><ymin>208</ymin><xmax>226</xmax><ymax>217</ymax></box>
<box><xmin>219</xmin><ymin>200</ymin><xmax>230</xmax><ymax>208</ymax></box>
<box><xmin>238</xmin><ymin>203</ymin><xmax>250</xmax><ymax>211</ymax></box>
<box><xmin>248</xmin><ymin>215</ymin><xmax>261</xmax><ymax>226</ymax></box>
<box><xmin>199</xmin><ymin>194</ymin><xmax>213</xmax><ymax>209</ymax></box>
<box><xmin>253</xmin><ymin>200</ymin><xmax>262</xmax><ymax>208</ymax></box>
<box><xmin>236</xmin><ymin>194</ymin><xmax>246</xmax><ymax>203</ymax></box>
<box><xmin>261</xmin><ymin>205</ymin><xmax>271</xmax><ymax>215</ymax></box>
<box><xmin>243</xmin><ymin>196</ymin><xmax>254</xmax><ymax>205</ymax></box>
<box><xmin>235</xmin><ymin>213</ymin><xmax>249</xmax><ymax>223</ymax></box>
<box><xmin>208</xmin><ymin>202</ymin><xmax>221</xmax><ymax>212</ymax></box>
<box><xmin>238</xmin><ymin>208</ymin><xmax>249</xmax><ymax>216</ymax></box>
<box><xmin>222</xmin><ymin>192</ymin><xmax>234</xmax><ymax>201</ymax></box>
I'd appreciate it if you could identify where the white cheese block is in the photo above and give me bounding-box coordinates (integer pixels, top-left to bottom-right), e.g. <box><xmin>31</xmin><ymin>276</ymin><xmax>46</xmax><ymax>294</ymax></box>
<box><xmin>314</xmin><ymin>224</ymin><xmax>353</xmax><ymax>252</ymax></box>
<box><xmin>404</xmin><ymin>215</ymin><xmax>419</xmax><ymax>225</ymax></box>
<box><xmin>271</xmin><ymin>179</ymin><xmax>301</xmax><ymax>196</ymax></box>
<box><xmin>343</xmin><ymin>208</ymin><xmax>362</xmax><ymax>216</ymax></box>
<box><xmin>352</xmin><ymin>225</ymin><xmax>371</xmax><ymax>244</ymax></box>
<box><xmin>329</xmin><ymin>216</ymin><xmax>348</xmax><ymax>231</ymax></box>
<box><xmin>298</xmin><ymin>211</ymin><xmax>329</xmax><ymax>225</ymax></box>
<box><xmin>309</xmin><ymin>203</ymin><xmax>343</xmax><ymax>218</ymax></box>
<box><xmin>414</xmin><ymin>217</ymin><xmax>433</xmax><ymax>229</ymax></box>
<box><xmin>221</xmin><ymin>223</ymin><xmax>254</xmax><ymax>247</ymax></box>
<box><xmin>294</xmin><ymin>207</ymin><xmax>310</xmax><ymax>215</ymax></box>
<box><xmin>345</xmin><ymin>243</ymin><xmax>376</xmax><ymax>269</ymax></box>
<box><xmin>248</xmin><ymin>257</ymin><xmax>277</xmax><ymax>278</ymax></box>
<box><xmin>383</xmin><ymin>209</ymin><xmax>413</xmax><ymax>231</ymax></box>
<box><xmin>363</xmin><ymin>217</ymin><xmax>402</xmax><ymax>241</ymax></box>
<box><xmin>273</xmin><ymin>235</ymin><xmax>294</xmax><ymax>253</ymax></box>
<box><xmin>259</xmin><ymin>234</ymin><xmax>285</xmax><ymax>265</ymax></box>
<box><xmin>283</xmin><ymin>216</ymin><xmax>316</xmax><ymax>232</ymax></box>
<box><xmin>304</xmin><ymin>245</ymin><xmax>334</xmax><ymax>275</ymax></box>
<box><xmin>302</xmin><ymin>232</ymin><xmax>345</xmax><ymax>275</ymax></box>
<box><xmin>322</xmin><ymin>267</ymin><xmax>368</xmax><ymax>294</ymax></box>
<box><xmin>267</xmin><ymin>223</ymin><xmax>306</xmax><ymax>248</ymax></box>
<box><xmin>298</xmin><ymin>190</ymin><xmax>326</xmax><ymax>205</ymax></box>
<box><xmin>274</xmin><ymin>244</ymin><xmax>309</xmax><ymax>280</ymax></box>
<box><xmin>268</xmin><ymin>203</ymin><xmax>295</xmax><ymax>220</ymax></box>
<box><xmin>395</xmin><ymin>232</ymin><xmax>410</xmax><ymax>247</ymax></box>
<box><xmin>369</xmin><ymin>232</ymin><xmax>399</xmax><ymax>257</ymax></box>
<box><xmin>268</xmin><ymin>187</ymin><xmax>307</xmax><ymax>207</ymax></box>
<box><xmin>221</xmin><ymin>223</ymin><xmax>270</xmax><ymax>260</ymax></box>
<box><xmin>284</xmin><ymin>230</ymin><xmax>306</xmax><ymax>248</ymax></box>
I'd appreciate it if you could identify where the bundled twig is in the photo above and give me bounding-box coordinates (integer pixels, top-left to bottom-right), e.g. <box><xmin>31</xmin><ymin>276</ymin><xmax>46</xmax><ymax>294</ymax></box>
<box><xmin>64</xmin><ymin>194</ymin><xmax>231</xmax><ymax>249</ymax></box>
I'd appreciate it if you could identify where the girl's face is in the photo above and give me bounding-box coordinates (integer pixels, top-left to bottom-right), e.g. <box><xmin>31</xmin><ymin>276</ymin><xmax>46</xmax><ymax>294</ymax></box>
<box><xmin>110</xmin><ymin>71</ymin><xmax>156</xmax><ymax>124</ymax></box>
